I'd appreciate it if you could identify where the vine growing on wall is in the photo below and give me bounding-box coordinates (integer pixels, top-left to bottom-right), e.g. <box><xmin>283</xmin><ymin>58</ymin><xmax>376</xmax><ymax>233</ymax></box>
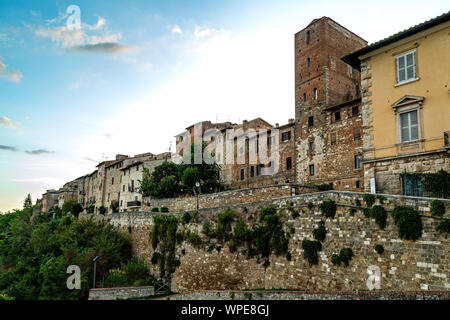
<box><xmin>391</xmin><ymin>206</ymin><xmax>423</xmax><ymax>241</ymax></box>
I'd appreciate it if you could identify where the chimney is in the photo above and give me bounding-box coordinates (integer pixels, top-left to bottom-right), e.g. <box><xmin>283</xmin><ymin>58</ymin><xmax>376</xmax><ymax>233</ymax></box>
<box><xmin>288</xmin><ymin>118</ymin><xmax>295</xmax><ymax>124</ymax></box>
<box><xmin>275</xmin><ymin>123</ymin><xmax>279</xmax><ymax>128</ymax></box>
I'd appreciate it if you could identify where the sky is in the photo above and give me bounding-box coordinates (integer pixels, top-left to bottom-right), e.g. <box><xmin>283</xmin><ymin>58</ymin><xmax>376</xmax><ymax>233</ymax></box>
<box><xmin>0</xmin><ymin>0</ymin><xmax>448</xmax><ymax>212</ymax></box>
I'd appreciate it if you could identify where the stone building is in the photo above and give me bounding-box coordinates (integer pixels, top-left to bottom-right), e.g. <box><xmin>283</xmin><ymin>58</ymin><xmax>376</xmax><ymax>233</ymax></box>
<box><xmin>294</xmin><ymin>16</ymin><xmax>367</xmax><ymax>190</ymax></box>
<box><xmin>342</xmin><ymin>12</ymin><xmax>450</xmax><ymax>196</ymax></box>
<box><xmin>41</xmin><ymin>189</ymin><xmax>59</xmax><ymax>213</ymax></box>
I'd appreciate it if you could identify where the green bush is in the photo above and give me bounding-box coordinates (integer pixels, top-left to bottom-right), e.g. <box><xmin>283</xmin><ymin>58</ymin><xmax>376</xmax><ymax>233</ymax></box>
<box><xmin>182</xmin><ymin>166</ymin><xmax>200</xmax><ymax>191</ymax></box>
<box><xmin>355</xmin><ymin>199</ymin><xmax>361</xmax><ymax>207</ymax></box>
<box><xmin>374</xmin><ymin>244</ymin><xmax>384</xmax><ymax>255</ymax></box>
<box><xmin>422</xmin><ymin>169</ymin><xmax>450</xmax><ymax>198</ymax></box>
<box><xmin>110</xmin><ymin>200</ymin><xmax>119</xmax><ymax>213</ymax></box>
<box><xmin>430</xmin><ymin>200</ymin><xmax>445</xmax><ymax>217</ymax></box>
<box><xmin>391</xmin><ymin>206</ymin><xmax>423</xmax><ymax>241</ymax></box>
<box><xmin>182</xmin><ymin>211</ymin><xmax>192</xmax><ymax>224</ymax></box>
<box><xmin>370</xmin><ymin>205</ymin><xmax>387</xmax><ymax>230</ymax></box>
<box><xmin>376</xmin><ymin>195</ymin><xmax>387</xmax><ymax>204</ymax></box>
<box><xmin>349</xmin><ymin>208</ymin><xmax>356</xmax><ymax>216</ymax></box>
<box><xmin>307</xmin><ymin>202</ymin><xmax>314</xmax><ymax>210</ymax></box>
<box><xmin>316</xmin><ymin>183</ymin><xmax>333</xmax><ymax>191</ymax></box>
<box><xmin>286</xmin><ymin>252</ymin><xmax>292</xmax><ymax>261</ymax></box>
<box><xmin>312</xmin><ymin>221</ymin><xmax>326</xmax><ymax>242</ymax></box>
<box><xmin>319</xmin><ymin>200</ymin><xmax>336</xmax><ymax>219</ymax></box>
<box><xmin>363</xmin><ymin>194</ymin><xmax>376</xmax><ymax>207</ymax></box>
<box><xmin>338</xmin><ymin>248</ymin><xmax>354</xmax><ymax>267</ymax></box>
<box><xmin>436</xmin><ymin>221</ymin><xmax>450</xmax><ymax>234</ymax></box>
<box><xmin>151</xmin><ymin>207</ymin><xmax>159</xmax><ymax>212</ymax></box>
<box><xmin>363</xmin><ymin>208</ymin><xmax>371</xmax><ymax>218</ymax></box>
<box><xmin>104</xmin><ymin>268</ymin><xmax>127</xmax><ymax>287</ymax></box>
<box><xmin>98</xmin><ymin>206</ymin><xmax>107</xmax><ymax>215</ymax></box>
<box><xmin>330</xmin><ymin>253</ymin><xmax>340</xmax><ymax>266</ymax></box>
<box><xmin>151</xmin><ymin>252</ymin><xmax>161</xmax><ymax>265</ymax></box>
<box><xmin>302</xmin><ymin>240</ymin><xmax>322</xmax><ymax>265</ymax></box>
<box><xmin>160</xmin><ymin>207</ymin><xmax>169</xmax><ymax>213</ymax></box>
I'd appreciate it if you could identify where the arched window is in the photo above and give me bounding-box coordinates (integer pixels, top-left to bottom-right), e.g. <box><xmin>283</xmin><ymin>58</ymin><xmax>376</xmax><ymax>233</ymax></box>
<box><xmin>313</xmin><ymin>88</ymin><xmax>318</xmax><ymax>100</ymax></box>
<box><xmin>307</xmin><ymin>57</ymin><xmax>310</xmax><ymax>68</ymax></box>
<box><xmin>306</xmin><ymin>30</ymin><xmax>311</xmax><ymax>44</ymax></box>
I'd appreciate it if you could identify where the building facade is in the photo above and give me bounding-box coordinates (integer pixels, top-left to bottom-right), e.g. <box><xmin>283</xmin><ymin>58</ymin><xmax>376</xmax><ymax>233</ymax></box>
<box><xmin>294</xmin><ymin>16</ymin><xmax>367</xmax><ymax>190</ymax></box>
<box><xmin>343</xmin><ymin>12</ymin><xmax>450</xmax><ymax>196</ymax></box>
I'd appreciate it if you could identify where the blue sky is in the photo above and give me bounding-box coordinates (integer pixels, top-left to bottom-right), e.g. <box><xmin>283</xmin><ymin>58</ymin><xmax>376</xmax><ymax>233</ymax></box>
<box><xmin>0</xmin><ymin>0</ymin><xmax>448</xmax><ymax>212</ymax></box>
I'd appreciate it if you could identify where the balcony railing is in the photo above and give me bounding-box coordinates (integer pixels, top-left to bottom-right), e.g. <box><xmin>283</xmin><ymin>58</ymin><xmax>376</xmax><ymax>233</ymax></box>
<box><xmin>127</xmin><ymin>200</ymin><xmax>141</xmax><ymax>208</ymax></box>
<box><xmin>445</xmin><ymin>131</ymin><xmax>450</xmax><ymax>149</ymax></box>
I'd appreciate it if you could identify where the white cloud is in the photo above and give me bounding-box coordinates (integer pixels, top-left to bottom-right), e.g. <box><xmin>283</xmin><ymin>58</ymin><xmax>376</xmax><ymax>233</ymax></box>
<box><xmin>194</xmin><ymin>25</ymin><xmax>230</xmax><ymax>39</ymax></box>
<box><xmin>0</xmin><ymin>116</ymin><xmax>17</xmax><ymax>129</ymax></box>
<box><xmin>83</xmin><ymin>17</ymin><xmax>106</xmax><ymax>30</ymax></box>
<box><xmin>68</xmin><ymin>82</ymin><xmax>82</xmax><ymax>90</ymax></box>
<box><xmin>172</xmin><ymin>24</ymin><xmax>182</xmax><ymax>34</ymax></box>
<box><xmin>0</xmin><ymin>57</ymin><xmax>22</xmax><ymax>83</ymax></box>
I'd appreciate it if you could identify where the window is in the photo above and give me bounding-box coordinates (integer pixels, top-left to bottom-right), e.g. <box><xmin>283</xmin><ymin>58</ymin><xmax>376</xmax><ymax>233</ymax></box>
<box><xmin>303</xmin><ymin>93</ymin><xmax>306</xmax><ymax>102</ymax></box>
<box><xmin>330</xmin><ymin>132</ymin><xmax>337</xmax><ymax>145</ymax></box>
<box><xmin>400</xmin><ymin>110</ymin><xmax>419</xmax><ymax>142</ymax></box>
<box><xmin>240</xmin><ymin>169</ymin><xmax>245</xmax><ymax>180</ymax></box>
<box><xmin>306</xmin><ymin>30</ymin><xmax>311</xmax><ymax>44</ymax></box>
<box><xmin>396</xmin><ymin>50</ymin><xmax>416</xmax><ymax>84</ymax></box>
<box><xmin>120</xmin><ymin>200</ymin><xmax>123</xmax><ymax>207</ymax></box>
<box><xmin>308</xmin><ymin>141</ymin><xmax>314</xmax><ymax>151</ymax></box>
<box><xmin>131</xmin><ymin>180</ymin><xmax>135</xmax><ymax>192</ymax></box>
<box><xmin>307</xmin><ymin>57</ymin><xmax>310</xmax><ymax>68</ymax></box>
<box><xmin>354</xmin><ymin>154</ymin><xmax>362</xmax><ymax>169</ymax></box>
<box><xmin>250</xmin><ymin>166</ymin><xmax>255</xmax><ymax>177</ymax></box>
<box><xmin>111</xmin><ymin>177</ymin><xmax>114</xmax><ymax>185</ymax></box>
<box><xmin>313</xmin><ymin>88</ymin><xmax>317</xmax><ymax>100</ymax></box>
<box><xmin>349</xmin><ymin>65</ymin><xmax>354</xmax><ymax>75</ymax></box>
<box><xmin>352</xmin><ymin>106</ymin><xmax>359</xmax><ymax>117</ymax></box>
<box><xmin>286</xmin><ymin>157</ymin><xmax>292</xmax><ymax>170</ymax></box>
<box><xmin>334</xmin><ymin>111</ymin><xmax>341</xmax><ymax>122</ymax></box>
<box><xmin>123</xmin><ymin>185</ymin><xmax>125</xmax><ymax>192</ymax></box>
<box><xmin>282</xmin><ymin>131</ymin><xmax>291</xmax><ymax>142</ymax></box>
<box><xmin>402</xmin><ymin>173</ymin><xmax>423</xmax><ymax>196</ymax></box>
<box><xmin>267</xmin><ymin>135</ymin><xmax>275</xmax><ymax>146</ymax></box>
<box><xmin>257</xmin><ymin>164</ymin><xmax>265</xmax><ymax>176</ymax></box>
<box><xmin>356</xmin><ymin>180</ymin><xmax>361</xmax><ymax>188</ymax></box>
<box><xmin>308</xmin><ymin>116</ymin><xmax>314</xmax><ymax>127</ymax></box>
<box><xmin>353</xmin><ymin>127</ymin><xmax>361</xmax><ymax>140</ymax></box>
<box><xmin>309</xmin><ymin>164</ymin><xmax>315</xmax><ymax>176</ymax></box>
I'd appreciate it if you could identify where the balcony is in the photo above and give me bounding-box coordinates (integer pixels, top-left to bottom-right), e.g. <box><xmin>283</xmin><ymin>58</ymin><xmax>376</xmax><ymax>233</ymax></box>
<box><xmin>445</xmin><ymin>131</ymin><xmax>450</xmax><ymax>149</ymax></box>
<box><xmin>127</xmin><ymin>200</ymin><xmax>141</xmax><ymax>208</ymax></box>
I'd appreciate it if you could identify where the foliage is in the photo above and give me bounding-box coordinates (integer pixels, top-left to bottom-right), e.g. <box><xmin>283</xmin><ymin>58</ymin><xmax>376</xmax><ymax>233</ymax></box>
<box><xmin>301</xmin><ymin>240</ymin><xmax>322</xmax><ymax>265</ymax></box>
<box><xmin>23</xmin><ymin>194</ymin><xmax>33</xmax><ymax>209</ymax></box>
<box><xmin>338</xmin><ymin>248</ymin><xmax>354</xmax><ymax>267</ymax></box>
<box><xmin>375</xmin><ymin>244</ymin><xmax>384</xmax><ymax>255</ymax></box>
<box><xmin>154</xmin><ymin>176</ymin><xmax>181</xmax><ymax>199</ymax></box>
<box><xmin>436</xmin><ymin>221</ymin><xmax>450</xmax><ymax>234</ymax></box>
<box><xmin>391</xmin><ymin>206</ymin><xmax>423</xmax><ymax>241</ymax></box>
<box><xmin>0</xmin><ymin>208</ymin><xmax>134</xmax><ymax>300</ymax></box>
<box><xmin>110</xmin><ymin>200</ymin><xmax>119</xmax><ymax>213</ymax></box>
<box><xmin>286</xmin><ymin>202</ymin><xmax>299</xmax><ymax>219</ymax></box>
<box><xmin>370</xmin><ymin>205</ymin><xmax>387</xmax><ymax>230</ymax></box>
<box><xmin>354</xmin><ymin>199</ymin><xmax>361</xmax><ymax>207</ymax></box>
<box><xmin>202</xmin><ymin>221</ymin><xmax>216</xmax><ymax>238</ymax></box>
<box><xmin>307</xmin><ymin>202</ymin><xmax>314</xmax><ymax>210</ymax></box>
<box><xmin>62</xmin><ymin>200</ymin><xmax>83</xmax><ymax>217</ymax></box>
<box><xmin>182</xmin><ymin>166</ymin><xmax>200</xmax><ymax>192</ymax></box>
<box><xmin>430</xmin><ymin>200</ymin><xmax>445</xmax><ymax>217</ymax></box>
<box><xmin>376</xmin><ymin>195</ymin><xmax>387</xmax><ymax>204</ymax></box>
<box><xmin>182</xmin><ymin>211</ymin><xmax>192</xmax><ymax>224</ymax></box>
<box><xmin>151</xmin><ymin>252</ymin><xmax>161</xmax><ymax>265</ymax></box>
<box><xmin>286</xmin><ymin>252</ymin><xmax>292</xmax><ymax>261</ymax></box>
<box><xmin>316</xmin><ymin>183</ymin><xmax>333</xmax><ymax>191</ymax></box>
<box><xmin>244</xmin><ymin>292</ymin><xmax>252</xmax><ymax>300</ymax></box>
<box><xmin>87</xmin><ymin>204</ymin><xmax>94</xmax><ymax>214</ymax></box>
<box><xmin>312</xmin><ymin>221</ymin><xmax>326</xmax><ymax>242</ymax></box>
<box><xmin>349</xmin><ymin>208</ymin><xmax>356</xmax><ymax>216</ymax></box>
<box><xmin>422</xmin><ymin>170</ymin><xmax>450</xmax><ymax>198</ymax></box>
<box><xmin>160</xmin><ymin>207</ymin><xmax>169</xmax><ymax>213</ymax></box>
<box><xmin>98</xmin><ymin>206</ymin><xmax>107</xmax><ymax>215</ymax></box>
<box><xmin>0</xmin><ymin>293</ymin><xmax>14</xmax><ymax>300</ymax></box>
<box><xmin>319</xmin><ymin>200</ymin><xmax>336</xmax><ymax>219</ymax></box>
<box><xmin>151</xmin><ymin>207</ymin><xmax>159</xmax><ymax>212</ymax></box>
<box><xmin>330</xmin><ymin>254</ymin><xmax>340</xmax><ymax>266</ymax></box>
<box><xmin>104</xmin><ymin>268</ymin><xmax>127</xmax><ymax>287</ymax></box>
<box><xmin>229</xmin><ymin>292</ymin><xmax>235</xmax><ymax>300</ymax></box>
<box><xmin>104</xmin><ymin>258</ymin><xmax>154</xmax><ymax>288</ymax></box>
<box><xmin>363</xmin><ymin>208</ymin><xmax>371</xmax><ymax>218</ymax></box>
<box><xmin>363</xmin><ymin>194</ymin><xmax>376</xmax><ymax>207</ymax></box>
<box><xmin>216</xmin><ymin>209</ymin><xmax>235</xmax><ymax>241</ymax></box>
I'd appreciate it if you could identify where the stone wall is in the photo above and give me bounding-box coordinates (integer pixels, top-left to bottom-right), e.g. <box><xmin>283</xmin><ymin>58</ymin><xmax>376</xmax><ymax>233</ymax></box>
<box><xmin>106</xmin><ymin>191</ymin><xmax>450</xmax><ymax>293</ymax></box>
<box><xmin>166</xmin><ymin>290</ymin><xmax>450</xmax><ymax>300</ymax></box>
<box><xmin>142</xmin><ymin>184</ymin><xmax>318</xmax><ymax>213</ymax></box>
<box><xmin>88</xmin><ymin>286</ymin><xmax>154</xmax><ymax>300</ymax></box>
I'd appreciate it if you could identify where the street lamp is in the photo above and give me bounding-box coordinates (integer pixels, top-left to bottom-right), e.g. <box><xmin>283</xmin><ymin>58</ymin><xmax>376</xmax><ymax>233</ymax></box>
<box><xmin>92</xmin><ymin>256</ymin><xmax>100</xmax><ymax>288</ymax></box>
<box><xmin>195</xmin><ymin>182</ymin><xmax>200</xmax><ymax>213</ymax></box>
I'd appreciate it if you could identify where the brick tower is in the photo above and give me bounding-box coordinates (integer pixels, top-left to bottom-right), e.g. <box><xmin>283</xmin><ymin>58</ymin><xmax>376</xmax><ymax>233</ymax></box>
<box><xmin>294</xmin><ymin>17</ymin><xmax>368</xmax><ymax>189</ymax></box>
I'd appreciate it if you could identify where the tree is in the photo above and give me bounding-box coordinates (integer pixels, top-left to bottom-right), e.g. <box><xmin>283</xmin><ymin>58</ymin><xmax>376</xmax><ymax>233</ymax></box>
<box><xmin>23</xmin><ymin>194</ymin><xmax>32</xmax><ymax>209</ymax></box>
<box><xmin>182</xmin><ymin>166</ymin><xmax>200</xmax><ymax>192</ymax></box>
<box><xmin>110</xmin><ymin>200</ymin><xmax>119</xmax><ymax>213</ymax></box>
<box><xmin>154</xmin><ymin>176</ymin><xmax>180</xmax><ymax>199</ymax></box>
<box><xmin>61</xmin><ymin>200</ymin><xmax>78</xmax><ymax>215</ymax></box>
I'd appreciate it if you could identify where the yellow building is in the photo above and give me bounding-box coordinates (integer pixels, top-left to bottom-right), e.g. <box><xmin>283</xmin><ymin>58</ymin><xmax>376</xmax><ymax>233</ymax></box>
<box><xmin>343</xmin><ymin>12</ymin><xmax>450</xmax><ymax>196</ymax></box>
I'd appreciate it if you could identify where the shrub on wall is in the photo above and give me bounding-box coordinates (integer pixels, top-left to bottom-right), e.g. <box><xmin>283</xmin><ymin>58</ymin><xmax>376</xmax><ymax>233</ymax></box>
<box><xmin>307</xmin><ymin>202</ymin><xmax>314</xmax><ymax>210</ymax></box>
<box><xmin>355</xmin><ymin>199</ymin><xmax>361</xmax><ymax>207</ymax></box>
<box><xmin>430</xmin><ymin>200</ymin><xmax>445</xmax><ymax>217</ymax></box>
<box><xmin>376</xmin><ymin>195</ymin><xmax>387</xmax><ymax>205</ymax></box>
<box><xmin>182</xmin><ymin>211</ymin><xmax>192</xmax><ymax>224</ymax></box>
<box><xmin>151</xmin><ymin>207</ymin><xmax>159</xmax><ymax>212</ymax></box>
<box><xmin>349</xmin><ymin>208</ymin><xmax>356</xmax><ymax>216</ymax></box>
<box><xmin>370</xmin><ymin>205</ymin><xmax>387</xmax><ymax>230</ymax></box>
<box><xmin>436</xmin><ymin>221</ymin><xmax>450</xmax><ymax>234</ymax></box>
<box><xmin>375</xmin><ymin>244</ymin><xmax>384</xmax><ymax>255</ymax></box>
<box><xmin>330</xmin><ymin>248</ymin><xmax>354</xmax><ymax>267</ymax></box>
<box><xmin>312</xmin><ymin>221</ymin><xmax>326</xmax><ymax>242</ymax></box>
<box><xmin>363</xmin><ymin>194</ymin><xmax>376</xmax><ymax>208</ymax></box>
<box><xmin>422</xmin><ymin>169</ymin><xmax>450</xmax><ymax>198</ymax></box>
<box><xmin>319</xmin><ymin>200</ymin><xmax>336</xmax><ymax>219</ymax></box>
<box><xmin>160</xmin><ymin>207</ymin><xmax>169</xmax><ymax>213</ymax></box>
<box><xmin>316</xmin><ymin>183</ymin><xmax>333</xmax><ymax>191</ymax></box>
<box><xmin>301</xmin><ymin>240</ymin><xmax>322</xmax><ymax>265</ymax></box>
<box><xmin>330</xmin><ymin>253</ymin><xmax>340</xmax><ymax>266</ymax></box>
<box><xmin>391</xmin><ymin>206</ymin><xmax>423</xmax><ymax>241</ymax></box>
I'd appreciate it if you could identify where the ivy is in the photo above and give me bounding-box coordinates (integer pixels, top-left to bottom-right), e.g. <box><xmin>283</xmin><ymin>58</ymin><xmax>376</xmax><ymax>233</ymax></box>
<box><xmin>319</xmin><ymin>200</ymin><xmax>336</xmax><ymax>219</ymax></box>
<box><xmin>437</xmin><ymin>221</ymin><xmax>450</xmax><ymax>234</ymax></box>
<box><xmin>354</xmin><ymin>199</ymin><xmax>361</xmax><ymax>207</ymax></box>
<box><xmin>422</xmin><ymin>170</ymin><xmax>450</xmax><ymax>198</ymax></box>
<box><xmin>287</xmin><ymin>202</ymin><xmax>299</xmax><ymax>219</ymax></box>
<box><xmin>376</xmin><ymin>195</ymin><xmax>387</xmax><ymax>204</ymax></box>
<box><xmin>374</xmin><ymin>244</ymin><xmax>384</xmax><ymax>255</ymax></box>
<box><xmin>151</xmin><ymin>207</ymin><xmax>159</xmax><ymax>212</ymax></box>
<box><xmin>160</xmin><ymin>207</ymin><xmax>169</xmax><ymax>213</ymax></box>
<box><xmin>301</xmin><ymin>239</ymin><xmax>322</xmax><ymax>265</ymax></box>
<box><xmin>307</xmin><ymin>202</ymin><xmax>314</xmax><ymax>210</ymax></box>
<box><xmin>392</xmin><ymin>206</ymin><xmax>423</xmax><ymax>241</ymax></box>
<box><xmin>370</xmin><ymin>205</ymin><xmax>387</xmax><ymax>230</ymax></box>
<box><xmin>430</xmin><ymin>200</ymin><xmax>445</xmax><ymax>217</ymax></box>
<box><xmin>312</xmin><ymin>221</ymin><xmax>326</xmax><ymax>242</ymax></box>
<box><xmin>363</xmin><ymin>194</ymin><xmax>376</xmax><ymax>208</ymax></box>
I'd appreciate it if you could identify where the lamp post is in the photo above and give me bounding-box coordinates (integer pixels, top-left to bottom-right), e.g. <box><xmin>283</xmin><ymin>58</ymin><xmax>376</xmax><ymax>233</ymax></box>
<box><xmin>195</xmin><ymin>182</ymin><xmax>200</xmax><ymax>213</ymax></box>
<box><xmin>92</xmin><ymin>256</ymin><xmax>99</xmax><ymax>288</ymax></box>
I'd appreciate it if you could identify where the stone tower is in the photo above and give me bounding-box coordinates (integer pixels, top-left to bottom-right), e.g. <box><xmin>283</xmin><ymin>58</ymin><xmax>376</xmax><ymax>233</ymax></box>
<box><xmin>294</xmin><ymin>17</ymin><xmax>367</xmax><ymax>187</ymax></box>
